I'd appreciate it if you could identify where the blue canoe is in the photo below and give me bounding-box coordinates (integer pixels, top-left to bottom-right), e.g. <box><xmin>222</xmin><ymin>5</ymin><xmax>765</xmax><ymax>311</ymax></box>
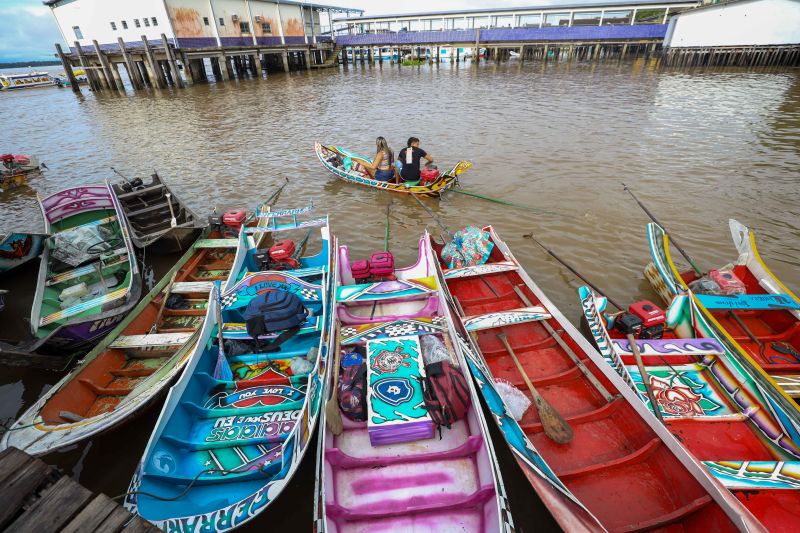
<box><xmin>124</xmin><ymin>206</ymin><xmax>334</xmax><ymax>531</ymax></box>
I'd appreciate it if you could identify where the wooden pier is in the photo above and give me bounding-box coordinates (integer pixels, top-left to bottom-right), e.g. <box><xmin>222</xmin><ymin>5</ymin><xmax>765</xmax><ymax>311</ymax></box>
<box><xmin>0</xmin><ymin>447</ymin><xmax>156</xmax><ymax>532</ymax></box>
<box><xmin>661</xmin><ymin>44</ymin><xmax>800</xmax><ymax>68</ymax></box>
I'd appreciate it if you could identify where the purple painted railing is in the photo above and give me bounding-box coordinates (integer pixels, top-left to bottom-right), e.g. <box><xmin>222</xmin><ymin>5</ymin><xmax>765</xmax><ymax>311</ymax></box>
<box><xmin>336</xmin><ymin>24</ymin><xmax>668</xmax><ymax>46</ymax></box>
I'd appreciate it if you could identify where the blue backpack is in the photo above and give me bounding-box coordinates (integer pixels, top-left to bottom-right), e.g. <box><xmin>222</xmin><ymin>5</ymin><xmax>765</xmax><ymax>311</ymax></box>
<box><xmin>242</xmin><ymin>291</ymin><xmax>307</xmax><ymax>351</ymax></box>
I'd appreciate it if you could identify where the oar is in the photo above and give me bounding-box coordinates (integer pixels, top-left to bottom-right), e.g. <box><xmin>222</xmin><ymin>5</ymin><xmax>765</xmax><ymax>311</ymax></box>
<box><xmin>265</xmin><ymin>177</ymin><xmax>290</xmax><ymax>206</ymax></box>
<box><xmin>213</xmin><ymin>291</ymin><xmax>233</xmax><ymax>381</ymax></box>
<box><xmin>165</xmin><ymin>192</ymin><xmax>178</xmax><ymax>228</ymax></box>
<box><xmin>325</xmin><ymin>323</ymin><xmax>343</xmax><ymax>435</ymax></box>
<box><xmin>447</xmin><ymin>188</ymin><xmax>557</xmax><ymax>215</ymax></box>
<box><xmin>627</xmin><ymin>333</ymin><xmax>664</xmax><ymax>423</ymax></box>
<box><xmin>522</xmin><ymin>231</ymin><xmax>624</xmax><ymax>311</ymax></box>
<box><xmin>413</xmin><ymin>195</ymin><xmax>499</xmax><ymax>297</ymax></box>
<box><xmin>497</xmin><ymin>332</ymin><xmax>573</xmax><ymax>444</ymax></box>
<box><xmin>622</xmin><ymin>183</ymin><xmax>702</xmax><ymax>276</ymax></box>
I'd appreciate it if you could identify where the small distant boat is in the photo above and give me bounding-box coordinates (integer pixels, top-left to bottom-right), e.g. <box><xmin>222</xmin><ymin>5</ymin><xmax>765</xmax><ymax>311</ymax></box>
<box><xmin>1</xmin><ymin>223</ymin><xmax>242</xmax><ymax>456</ymax></box>
<box><xmin>25</xmin><ymin>183</ymin><xmax>142</xmax><ymax>353</ymax></box>
<box><xmin>125</xmin><ymin>206</ymin><xmax>333</xmax><ymax>531</ymax></box>
<box><xmin>314</xmin><ymin>232</ymin><xmax>513</xmax><ymax>531</ymax></box>
<box><xmin>111</xmin><ymin>173</ymin><xmax>205</xmax><ymax>254</ymax></box>
<box><xmin>315</xmin><ymin>141</ymin><xmax>471</xmax><ymax>197</ymax></box>
<box><xmin>0</xmin><ymin>232</ymin><xmax>47</xmax><ymax>276</ymax></box>
<box><xmin>645</xmin><ymin>220</ymin><xmax>800</xmax><ymax>400</ymax></box>
<box><xmin>0</xmin><ymin>72</ymin><xmax>53</xmax><ymax>90</ymax></box>
<box><xmin>431</xmin><ymin>227</ymin><xmax>760</xmax><ymax>531</ymax></box>
<box><xmin>1</xmin><ymin>153</ymin><xmax>42</xmax><ymax>190</ymax></box>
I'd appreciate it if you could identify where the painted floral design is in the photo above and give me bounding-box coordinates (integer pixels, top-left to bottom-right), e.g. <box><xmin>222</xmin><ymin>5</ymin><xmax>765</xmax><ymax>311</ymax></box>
<box><xmin>635</xmin><ymin>368</ymin><xmax>724</xmax><ymax>417</ymax></box>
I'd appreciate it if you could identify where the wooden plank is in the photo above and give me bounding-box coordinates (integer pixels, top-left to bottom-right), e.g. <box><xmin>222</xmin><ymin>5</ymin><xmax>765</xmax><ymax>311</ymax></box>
<box><xmin>61</xmin><ymin>494</ymin><xmax>118</xmax><ymax>533</ymax></box>
<box><xmin>0</xmin><ymin>447</ymin><xmax>37</xmax><ymax>485</ymax></box>
<box><xmin>0</xmin><ymin>453</ymin><xmax>53</xmax><ymax>528</ymax></box>
<box><xmin>123</xmin><ymin>516</ymin><xmax>160</xmax><ymax>532</ymax></box>
<box><xmin>462</xmin><ymin>306</ymin><xmax>551</xmax><ymax>332</ymax></box>
<box><xmin>193</xmin><ymin>238</ymin><xmax>238</xmax><ymax>249</ymax></box>
<box><xmin>8</xmin><ymin>476</ymin><xmax>94</xmax><ymax>533</ymax></box>
<box><xmin>171</xmin><ymin>281</ymin><xmax>214</xmax><ymax>294</ymax></box>
<box><xmin>94</xmin><ymin>505</ymin><xmax>135</xmax><ymax>533</ymax></box>
<box><xmin>110</xmin><ymin>332</ymin><xmax>193</xmax><ymax>349</ymax></box>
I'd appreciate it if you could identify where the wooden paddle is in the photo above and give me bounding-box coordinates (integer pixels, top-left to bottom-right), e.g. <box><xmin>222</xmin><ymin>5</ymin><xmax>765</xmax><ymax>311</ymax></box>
<box><xmin>325</xmin><ymin>323</ymin><xmax>344</xmax><ymax>435</ymax></box>
<box><xmin>165</xmin><ymin>192</ymin><xmax>178</xmax><ymax>228</ymax></box>
<box><xmin>627</xmin><ymin>333</ymin><xmax>664</xmax><ymax>423</ymax></box>
<box><xmin>497</xmin><ymin>332</ymin><xmax>573</xmax><ymax>444</ymax></box>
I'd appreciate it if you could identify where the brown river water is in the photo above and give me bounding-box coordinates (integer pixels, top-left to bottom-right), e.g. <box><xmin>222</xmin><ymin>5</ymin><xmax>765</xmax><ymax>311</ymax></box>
<box><xmin>1</xmin><ymin>58</ymin><xmax>798</xmax><ymax>530</ymax></box>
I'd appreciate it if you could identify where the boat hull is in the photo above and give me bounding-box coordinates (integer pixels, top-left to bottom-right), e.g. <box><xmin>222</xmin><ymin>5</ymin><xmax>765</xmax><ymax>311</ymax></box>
<box><xmin>0</xmin><ymin>232</ymin><xmax>46</xmax><ymax>276</ymax></box>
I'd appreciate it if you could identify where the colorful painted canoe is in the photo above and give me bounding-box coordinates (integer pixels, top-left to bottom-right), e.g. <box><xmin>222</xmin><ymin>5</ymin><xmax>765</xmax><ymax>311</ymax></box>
<box><xmin>125</xmin><ymin>210</ymin><xmax>334</xmax><ymax>532</ymax></box>
<box><xmin>430</xmin><ymin>227</ymin><xmax>760</xmax><ymax>532</ymax></box>
<box><xmin>313</xmin><ymin>233</ymin><xmax>514</xmax><ymax>532</ymax></box>
<box><xmin>25</xmin><ymin>183</ymin><xmax>142</xmax><ymax>353</ymax></box>
<box><xmin>0</xmin><ymin>232</ymin><xmax>46</xmax><ymax>275</ymax></box>
<box><xmin>111</xmin><ymin>172</ymin><xmax>205</xmax><ymax>254</ymax></box>
<box><xmin>315</xmin><ymin>141</ymin><xmax>472</xmax><ymax>197</ymax></box>
<box><xmin>580</xmin><ymin>287</ymin><xmax>800</xmax><ymax>530</ymax></box>
<box><xmin>645</xmin><ymin>220</ymin><xmax>800</xmax><ymax>400</ymax></box>
<box><xmin>1</xmin><ymin>226</ymin><xmax>240</xmax><ymax>456</ymax></box>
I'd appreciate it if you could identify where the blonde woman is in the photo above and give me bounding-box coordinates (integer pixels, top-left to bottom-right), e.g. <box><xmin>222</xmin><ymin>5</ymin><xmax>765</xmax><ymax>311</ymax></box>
<box><xmin>362</xmin><ymin>137</ymin><xmax>396</xmax><ymax>182</ymax></box>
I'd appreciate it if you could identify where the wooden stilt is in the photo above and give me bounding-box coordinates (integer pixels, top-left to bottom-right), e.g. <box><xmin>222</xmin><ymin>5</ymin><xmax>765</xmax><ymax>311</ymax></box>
<box><xmin>161</xmin><ymin>34</ymin><xmax>184</xmax><ymax>88</ymax></box>
<box><xmin>73</xmin><ymin>41</ymin><xmax>99</xmax><ymax>91</ymax></box>
<box><xmin>92</xmin><ymin>40</ymin><xmax>116</xmax><ymax>90</ymax></box>
<box><xmin>117</xmin><ymin>38</ymin><xmax>143</xmax><ymax>89</ymax></box>
<box><xmin>55</xmin><ymin>43</ymin><xmax>80</xmax><ymax>93</ymax></box>
<box><xmin>142</xmin><ymin>36</ymin><xmax>165</xmax><ymax>88</ymax></box>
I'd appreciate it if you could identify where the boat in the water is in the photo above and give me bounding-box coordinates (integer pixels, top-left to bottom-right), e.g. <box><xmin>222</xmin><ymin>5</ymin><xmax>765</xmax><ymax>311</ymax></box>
<box><xmin>0</xmin><ymin>219</ymin><xmax>245</xmax><ymax>456</ymax></box>
<box><xmin>125</xmin><ymin>206</ymin><xmax>333</xmax><ymax>531</ymax></box>
<box><xmin>1</xmin><ymin>153</ymin><xmax>42</xmax><ymax>190</ymax></box>
<box><xmin>430</xmin><ymin>227</ymin><xmax>760</xmax><ymax>531</ymax></box>
<box><xmin>0</xmin><ymin>232</ymin><xmax>46</xmax><ymax>276</ymax></box>
<box><xmin>0</xmin><ymin>71</ymin><xmax>53</xmax><ymax>90</ymax></box>
<box><xmin>579</xmin><ymin>286</ymin><xmax>800</xmax><ymax>530</ymax></box>
<box><xmin>313</xmin><ymin>232</ymin><xmax>518</xmax><ymax>532</ymax></box>
<box><xmin>22</xmin><ymin>184</ymin><xmax>141</xmax><ymax>353</ymax></box>
<box><xmin>315</xmin><ymin>141</ymin><xmax>472</xmax><ymax>197</ymax></box>
<box><xmin>645</xmin><ymin>220</ymin><xmax>800</xmax><ymax>401</ymax></box>
<box><xmin>111</xmin><ymin>173</ymin><xmax>205</xmax><ymax>254</ymax></box>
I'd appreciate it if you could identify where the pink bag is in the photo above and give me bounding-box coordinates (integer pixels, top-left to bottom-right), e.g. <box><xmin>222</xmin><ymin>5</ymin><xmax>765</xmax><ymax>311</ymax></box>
<box><xmin>351</xmin><ymin>260</ymin><xmax>371</xmax><ymax>281</ymax></box>
<box><xmin>369</xmin><ymin>251</ymin><xmax>394</xmax><ymax>277</ymax></box>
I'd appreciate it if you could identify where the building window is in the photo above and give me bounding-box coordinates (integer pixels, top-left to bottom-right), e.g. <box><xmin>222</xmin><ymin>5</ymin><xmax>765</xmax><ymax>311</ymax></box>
<box><xmin>134</xmin><ymin>18</ymin><xmax>141</xmax><ymax>28</ymax></box>
<box><xmin>110</xmin><ymin>21</ymin><xmax>117</xmax><ymax>30</ymax></box>
<box><xmin>240</xmin><ymin>21</ymin><xmax>250</xmax><ymax>33</ymax></box>
<box><xmin>543</xmin><ymin>12</ymin><xmax>570</xmax><ymax>27</ymax></box>
<box><xmin>633</xmin><ymin>9</ymin><xmax>666</xmax><ymax>24</ymax></box>
<box><xmin>518</xmin><ymin>14</ymin><xmax>541</xmax><ymax>27</ymax></box>
<box><xmin>219</xmin><ymin>17</ymin><xmax>225</xmax><ymax>26</ymax></box>
<box><xmin>73</xmin><ymin>26</ymin><xmax>83</xmax><ymax>39</ymax></box>
<box><xmin>122</xmin><ymin>20</ymin><xmax>128</xmax><ymax>29</ymax></box>
<box><xmin>602</xmin><ymin>10</ymin><xmax>633</xmax><ymax>25</ymax></box>
<box><xmin>152</xmin><ymin>17</ymin><xmax>158</xmax><ymax>26</ymax></box>
<box><xmin>495</xmin><ymin>15</ymin><xmax>514</xmax><ymax>28</ymax></box>
<box><xmin>203</xmin><ymin>16</ymin><xmax>210</xmax><ymax>26</ymax></box>
<box><xmin>261</xmin><ymin>22</ymin><xmax>271</xmax><ymax>33</ymax></box>
<box><xmin>572</xmin><ymin>12</ymin><xmax>602</xmax><ymax>26</ymax></box>
<box><xmin>144</xmin><ymin>18</ymin><xmax>150</xmax><ymax>27</ymax></box>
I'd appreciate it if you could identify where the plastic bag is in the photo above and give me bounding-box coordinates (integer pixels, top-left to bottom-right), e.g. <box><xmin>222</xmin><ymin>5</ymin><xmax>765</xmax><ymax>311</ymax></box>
<box><xmin>50</xmin><ymin>225</ymin><xmax>115</xmax><ymax>267</ymax></box>
<box><xmin>441</xmin><ymin>226</ymin><xmax>493</xmax><ymax>269</ymax></box>
<box><xmin>421</xmin><ymin>335</ymin><xmax>451</xmax><ymax>365</ymax></box>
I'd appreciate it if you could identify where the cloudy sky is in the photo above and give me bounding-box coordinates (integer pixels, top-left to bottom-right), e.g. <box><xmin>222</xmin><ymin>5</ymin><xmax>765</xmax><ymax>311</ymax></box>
<box><xmin>2</xmin><ymin>0</ymin><xmax>541</xmax><ymax>62</ymax></box>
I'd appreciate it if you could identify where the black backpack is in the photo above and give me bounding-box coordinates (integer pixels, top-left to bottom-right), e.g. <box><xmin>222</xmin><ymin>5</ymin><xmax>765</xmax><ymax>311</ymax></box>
<box><xmin>241</xmin><ymin>291</ymin><xmax>307</xmax><ymax>352</ymax></box>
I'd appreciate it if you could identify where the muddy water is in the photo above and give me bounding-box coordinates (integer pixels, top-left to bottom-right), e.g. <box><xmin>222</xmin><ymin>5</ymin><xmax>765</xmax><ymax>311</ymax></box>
<box><xmin>0</xmin><ymin>58</ymin><xmax>798</xmax><ymax>530</ymax></box>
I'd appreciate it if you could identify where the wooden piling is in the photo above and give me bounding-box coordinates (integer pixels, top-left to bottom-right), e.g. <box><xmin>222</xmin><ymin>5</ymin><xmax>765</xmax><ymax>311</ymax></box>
<box><xmin>161</xmin><ymin>34</ymin><xmax>184</xmax><ymax>88</ymax></box>
<box><xmin>73</xmin><ymin>42</ymin><xmax>99</xmax><ymax>91</ymax></box>
<box><xmin>55</xmin><ymin>43</ymin><xmax>80</xmax><ymax>93</ymax></box>
<box><xmin>142</xmin><ymin>36</ymin><xmax>165</xmax><ymax>89</ymax></box>
<box><xmin>281</xmin><ymin>50</ymin><xmax>290</xmax><ymax>72</ymax></box>
<box><xmin>117</xmin><ymin>37</ymin><xmax>143</xmax><ymax>90</ymax></box>
<box><xmin>92</xmin><ymin>40</ymin><xmax>116</xmax><ymax>90</ymax></box>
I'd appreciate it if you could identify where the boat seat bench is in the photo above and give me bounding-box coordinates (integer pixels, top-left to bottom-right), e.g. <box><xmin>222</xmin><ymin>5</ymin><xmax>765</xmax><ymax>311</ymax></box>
<box><xmin>171</xmin><ymin>281</ymin><xmax>215</xmax><ymax>294</ymax></box>
<box><xmin>110</xmin><ymin>332</ymin><xmax>194</xmax><ymax>350</ymax></box>
<box><xmin>611</xmin><ymin>338</ymin><xmax>725</xmax><ymax>357</ymax></box>
<box><xmin>116</xmin><ymin>183</ymin><xmax>165</xmax><ymax>199</ymax></box>
<box><xmin>46</xmin><ymin>248</ymin><xmax>128</xmax><ymax>286</ymax></box>
<box><xmin>40</xmin><ymin>287</ymin><xmax>128</xmax><ymax>327</ymax></box>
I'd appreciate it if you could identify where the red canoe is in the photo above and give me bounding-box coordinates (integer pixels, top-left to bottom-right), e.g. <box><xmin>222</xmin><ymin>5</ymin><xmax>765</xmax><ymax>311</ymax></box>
<box><xmin>430</xmin><ymin>227</ymin><xmax>762</xmax><ymax>532</ymax></box>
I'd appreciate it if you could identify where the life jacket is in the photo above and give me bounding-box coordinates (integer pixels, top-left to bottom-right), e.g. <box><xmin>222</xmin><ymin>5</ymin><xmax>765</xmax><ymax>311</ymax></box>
<box><xmin>338</xmin><ymin>362</ymin><xmax>368</xmax><ymax>422</ymax></box>
<box><xmin>419</xmin><ymin>361</ymin><xmax>470</xmax><ymax>434</ymax></box>
<box><xmin>241</xmin><ymin>291</ymin><xmax>307</xmax><ymax>352</ymax></box>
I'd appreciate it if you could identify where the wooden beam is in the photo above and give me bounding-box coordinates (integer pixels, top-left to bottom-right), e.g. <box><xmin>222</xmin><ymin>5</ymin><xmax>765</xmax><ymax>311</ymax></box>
<box><xmin>117</xmin><ymin>37</ymin><xmax>143</xmax><ymax>89</ymax></box>
<box><xmin>142</xmin><ymin>35</ymin><xmax>165</xmax><ymax>88</ymax></box>
<box><xmin>161</xmin><ymin>33</ymin><xmax>184</xmax><ymax>88</ymax></box>
<box><xmin>55</xmin><ymin>43</ymin><xmax>80</xmax><ymax>93</ymax></box>
<box><xmin>92</xmin><ymin>40</ymin><xmax>117</xmax><ymax>90</ymax></box>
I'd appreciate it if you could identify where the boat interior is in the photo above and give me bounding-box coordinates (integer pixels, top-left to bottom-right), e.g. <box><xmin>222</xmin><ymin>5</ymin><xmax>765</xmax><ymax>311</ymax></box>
<box><xmin>435</xmin><ymin>232</ymin><xmax>737</xmax><ymax>531</ymax></box>
<box><xmin>321</xmin><ymin>237</ymin><xmax>501</xmax><ymax>532</ymax></box>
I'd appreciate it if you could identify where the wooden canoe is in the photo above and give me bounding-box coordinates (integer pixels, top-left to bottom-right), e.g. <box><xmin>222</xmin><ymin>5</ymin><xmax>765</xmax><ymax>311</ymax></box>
<box><xmin>27</xmin><ymin>183</ymin><xmax>142</xmax><ymax>353</ymax></box>
<box><xmin>313</xmin><ymin>233</ymin><xmax>513</xmax><ymax>532</ymax></box>
<box><xmin>580</xmin><ymin>287</ymin><xmax>800</xmax><ymax>530</ymax></box>
<box><xmin>111</xmin><ymin>172</ymin><xmax>205</xmax><ymax>254</ymax></box>
<box><xmin>125</xmin><ymin>208</ymin><xmax>333</xmax><ymax>531</ymax></box>
<box><xmin>431</xmin><ymin>227</ymin><xmax>761</xmax><ymax>532</ymax></box>
<box><xmin>645</xmin><ymin>220</ymin><xmax>800</xmax><ymax>401</ymax></box>
<box><xmin>315</xmin><ymin>141</ymin><xmax>471</xmax><ymax>197</ymax></box>
<box><xmin>0</xmin><ymin>226</ymin><xmax>240</xmax><ymax>456</ymax></box>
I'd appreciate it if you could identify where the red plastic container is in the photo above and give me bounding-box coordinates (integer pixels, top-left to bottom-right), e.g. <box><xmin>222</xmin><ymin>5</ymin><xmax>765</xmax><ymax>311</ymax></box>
<box><xmin>351</xmin><ymin>260</ymin><xmax>371</xmax><ymax>281</ymax></box>
<box><xmin>628</xmin><ymin>300</ymin><xmax>666</xmax><ymax>328</ymax></box>
<box><xmin>269</xmin><ymin>240</ymin><xmax>296</xmax><ymax>261</ymax></box>
<box><xmin>709</xmin><ymin>269</ymin><xmax>746</xmax><ymax>295</ymax></box>
<box><xmin>369</xmin><ymin>251</ymin><xmax>395</xmax><ymax>277</ymax></box>
<box><xmin>222</xmin><ymin>210</ymin><xmax>247</xmax><ymax>228</ymax></box>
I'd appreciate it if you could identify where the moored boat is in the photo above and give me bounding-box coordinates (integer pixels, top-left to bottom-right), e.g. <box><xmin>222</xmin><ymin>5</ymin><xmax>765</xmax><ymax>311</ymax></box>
<box><xmin>430</xmin><ymin>227</ymin><xmax>761</xmax><ymax>532</ymax></box>
<box><xmin>125</xmin><ymin>207</ymin><xmax>333</xmax><ymax>531</ymax></box>
<box><xmin>111</xmin><ymin>172</ymin><xmax>205</xmax><ymax>254</ymax></box>
<box><xmin>0</xmin><ymin>72</ymin><xmax>53</xmax><ymax>90</ymax></box>
<box><xmin>0</xmin><ymin>221</ymin><xmax>243</xmax><ymax>456</ymax></box>
<box><xmin>0</xmin><ymin>232</ymin><xmax>46</xmax><ymax>276</ymax></box>
<box><xmin>22</xmin><ymin>183</ymin><xmax>141</xmax><ymax>353</ymax></box>
<box><xmin>645</xmin><ymin>220</ymin><xmax>800</xmax><ymax>401</ymax></box>
<box><xmin>580</xmin><ymin>286</ymin><xmax>800</xmax><ymax>530</ymax></box>
<box><xmin>315</xmin><ymin>141</ymin><xmax>472</xmax><ymax>197</ymax></box>
<box><xmin>313</xmin><ymin>232</ymin><xmax>517</xmax><ymax>532</ymax></box>
<box><xmin>1</xmin><ymin>153</ymin><xmax>42</xmax><ymax>190</ymax></box>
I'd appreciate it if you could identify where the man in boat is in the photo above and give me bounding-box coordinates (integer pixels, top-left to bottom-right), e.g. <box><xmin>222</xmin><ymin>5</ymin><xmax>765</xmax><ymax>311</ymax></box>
<box><xmin>397</xmin><ymin>137</ymin><xmax>433</xmax><ymax>184</ymax></box>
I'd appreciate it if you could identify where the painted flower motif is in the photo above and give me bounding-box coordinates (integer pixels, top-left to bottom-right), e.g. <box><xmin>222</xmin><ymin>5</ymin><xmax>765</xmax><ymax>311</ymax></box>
<box><xmin>650</xmin><ymin>375</ymin><xmax>705</xmax><ymax>416</ymax></box>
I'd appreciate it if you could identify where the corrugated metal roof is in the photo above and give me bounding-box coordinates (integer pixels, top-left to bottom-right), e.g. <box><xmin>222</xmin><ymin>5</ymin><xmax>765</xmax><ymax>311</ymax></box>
<box><xmin>333</xmin><ymin>0</ymin><xmax>697</xmax><ymax>22</ymax></box>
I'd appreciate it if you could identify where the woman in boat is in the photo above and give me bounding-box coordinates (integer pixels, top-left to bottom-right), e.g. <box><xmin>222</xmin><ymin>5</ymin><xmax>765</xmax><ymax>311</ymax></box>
<box><xmin>361</xmin><ymin>137</ymin><xmax>396</xmax><ymax>182</ymax></box>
